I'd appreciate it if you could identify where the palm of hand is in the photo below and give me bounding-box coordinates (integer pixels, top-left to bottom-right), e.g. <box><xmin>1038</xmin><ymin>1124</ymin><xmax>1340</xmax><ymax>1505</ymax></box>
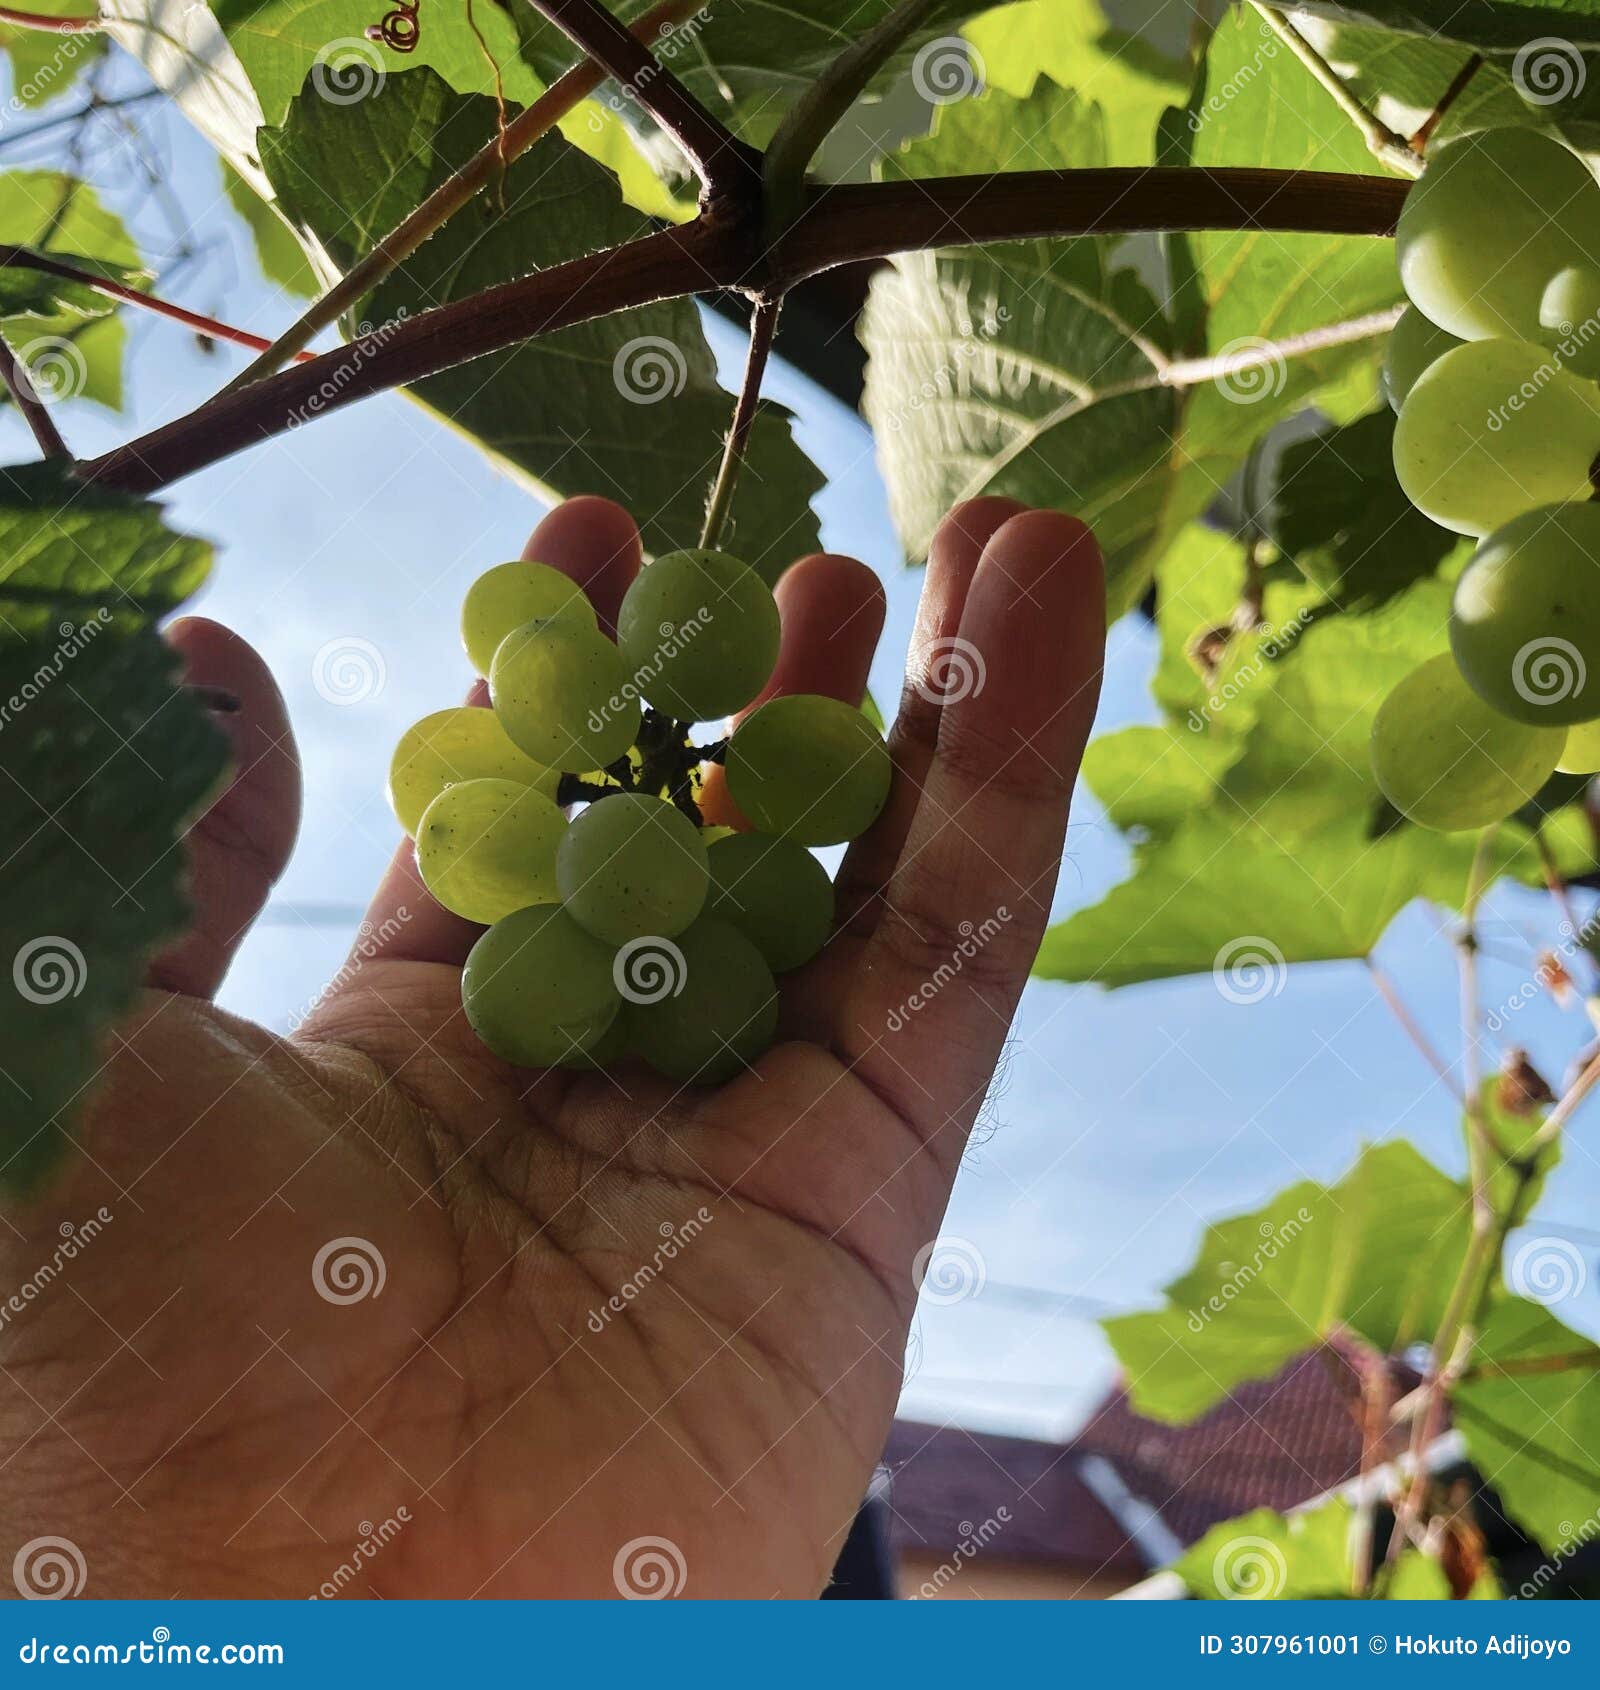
<box><xmin>0</xmin><ymin>498</ymin><xmax>1102</xmax><ymax>1599</ymax></box>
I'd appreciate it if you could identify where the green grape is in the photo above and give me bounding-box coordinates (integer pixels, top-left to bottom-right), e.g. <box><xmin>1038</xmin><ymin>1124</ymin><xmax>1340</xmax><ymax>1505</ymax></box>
<box><xmin>616</xmin><ymin>548</ymin><xmax>780</xmax><ymax>721</ymax></box>
<box><xmin>462</xmin><ymin>902</ymin><xmax>621</xmax><ymax>1068</ymax></box>
<box><xmin>1450</xmin><ymin>503</ymin><xmax>1600</xmax><ymax>726</ymax></box>
<box><xmin>622</xmin><ymin>915</ymin><xmax>778</xmax><ymax>1084</ymax></box>
<box><xmin>388</xmin><ymin>706</ymin><xmax>557</xmax><ymax>837</ymax></box>
<box><xmin>554</xmin><ymin>1009</ymin><xmax>631</xmax><ymax>1072</ymax></box>
<box><xmin>725</xmin><ymin>694</ymin><xmax>892</xmax><ymax>846</ymax></box>
<box><xmin>415</xmin><ymin>777</ymin><xmax>565</xmax><ymax>924</ymax></box>
<box><xmin>460</xmin><ymin>559</ymin><xmax>595</xmax><ymax>676</ymax></box>
<box><xmin>557</xmin><ymin>792</ymin><xmax>708</xmax><ymax>944</ymax></box>
<box><xmin>1559</xmin><ymin>719</ymin><xmax>1600</xmax><ymax>774</ymax></box>
<box><xmin>1370</xmin><ymin>654</ymin><xmax>1563</xmax><ymax>830</ymax></box>
<box><xmin>1392</xmin><ymin>339</ymin><xmax>1600</xmax><ymax>536</ymax></box>
<box><xmin>1540</xmin><ymin>266</ymin><xmax>1600</xmax><ymax>381</ymax></box>
<box><xmin>704</xmin><ymin>831</ymin><xmax>834</xmax><ymax>972</ymax></box>
<box><xmin>490</xmin><ymin>617</ymin><xmax>640</xmax><ymax>772</ymax></box>
<box><xmin>1383</xmin><ymin>305</ymin><xmax>1462</xmax><ymax>413</ymax></box>
<box><xmin>1396</xmin><ymin>127</ymin><xmax>1600</xmax><ymax>342</ymax></box>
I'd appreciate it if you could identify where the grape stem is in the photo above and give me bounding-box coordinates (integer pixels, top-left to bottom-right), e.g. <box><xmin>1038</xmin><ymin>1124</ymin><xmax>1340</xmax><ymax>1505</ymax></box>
<box><xmin>0</xmin><ymin>329</ymin><xmax>69</xmax><ymax>459</ymax></box>
<box><xmin>1409</xmin><ymin>53</ymin><xmax>1483</xmax><ymax>154</ymax></box>
<box><xmin>699</xmin><ymin>292</ymin><xmax>782</xmax><ymax>552</ymax></box>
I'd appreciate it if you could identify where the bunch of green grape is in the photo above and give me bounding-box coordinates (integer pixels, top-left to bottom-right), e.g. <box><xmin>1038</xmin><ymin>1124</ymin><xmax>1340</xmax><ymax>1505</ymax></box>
<box><xmin>1373</xmin><ymin>126</ymin><xmax>1600</xmax><ymax>829</ymax></box>
<box><xmin>386</xmin><ymin>549</ymin><xmax>891</xmax><ymax>1082</ymax></box>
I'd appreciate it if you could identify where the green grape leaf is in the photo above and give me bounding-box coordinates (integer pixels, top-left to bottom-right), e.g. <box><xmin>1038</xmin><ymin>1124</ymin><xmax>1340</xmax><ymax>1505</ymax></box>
<box><xmin>1271</xmin><ymin>410</ymin><xmax>1465</xmax><ymax>613</ymax></box>
<box><xmin>221</xmin><ymin>158</ymin><xmax>322</xmax><ymax>299</ymax></box>
<box><xmin>1177</xmin><ymin>1497</ymin><xmax>1492</xmax><ymax>1598</ymax></box>
<box><xmin>0</xmin><ymin>462</ymin><xmax>225</xmax><ymax>1190</ymax></box>
<box><xmin>1456</xmin><ymin>1297</ymin><xmax>1600</xmax><ymax>1549</ymax></box>
<box><xmin>262</xmin><ymin>67</ymin><xmax>822</xmax><ymax>577</ymax></box>
<box><xmin>0</xmin><ymin>173</ymin><xmax>143</xmax><ymax>414</ymax></box>
<box><xmin>1104</xmin><ymin>1141</ymin><xmax>1468</xmax><ymax>1424</ymax></box>
<box><xmin>1295</xmin><ymin>0</ymin><xmax>1600</xmax><ymax>53</ymax></box>
<box><xmin>0</xmin><ymin>249</ymin><xmax>140</xmax><ymax>322</ymax></box>
<box><xmin>859</xmin><ymin>78</ymin><xmax>1178</xmax><ymax>611</ymax></box>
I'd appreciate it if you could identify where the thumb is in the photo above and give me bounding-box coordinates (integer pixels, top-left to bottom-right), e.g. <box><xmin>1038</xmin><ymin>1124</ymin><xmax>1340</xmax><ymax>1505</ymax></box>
<box><xmin>146</xmin><ymin>618</ymin><xmax>302</xmax><ymax>998</ymax></box>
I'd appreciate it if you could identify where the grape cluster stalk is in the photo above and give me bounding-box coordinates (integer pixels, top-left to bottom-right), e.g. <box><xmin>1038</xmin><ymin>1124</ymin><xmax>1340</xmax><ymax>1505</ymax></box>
<box><xmin>389</xmin><ymin>548</ymin><xmax>889</xmax><ymax>1082</ymax></box>
<box><xmin>1371</xmin><ymin>126</ymin><xmax>1600</xmax><ymax>831</ymax></box>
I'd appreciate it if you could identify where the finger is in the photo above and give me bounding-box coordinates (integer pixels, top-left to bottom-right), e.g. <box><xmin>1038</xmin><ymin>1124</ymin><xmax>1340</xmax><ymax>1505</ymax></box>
<box><xmin>523</xmin><ymin>495</ymin><xmax>642</xmax><ymax>636</ymax></box>
<box><xmin>833</xmin><ymin>497</ymin><xmax>1027</xmax><ymax>933</ymax></box>
<box><xmin>699</xmin><ymin>552</ymin><xmax>887</xmax><ymax>828</ymax></box>
<box><xmin>832</xmin><ymin>511</ymin><xmax>1105</xmax><ymax>1157</ymax></box>
<box><xmin>146</xmin><ymin>618</ymin><xmax>301</xmax><ymax>999</ymax></box>
<box><xmin>342</xmin><ymin>499</ymin><xmax>645</xmax><ymax>974</ymax></box>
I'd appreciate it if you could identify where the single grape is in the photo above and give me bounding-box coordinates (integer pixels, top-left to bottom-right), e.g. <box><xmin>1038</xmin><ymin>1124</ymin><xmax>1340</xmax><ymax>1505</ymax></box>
<box><xmin>1396</xmin><ymin>128</ymin><xmax>1600</xmax><ymax>342</ymax></box>
<box><xmin>623</xmin><ymin>915</ymin><xmax>778</xmax><ymax>1084</ymax></box>
<box><xmin>462</xmin><ymin>902</ymin><xmax>622</xmax><ymax>1068</ymax></box>
<box><xmin>1392</xmin><ymin>339</ymin><xmax>1600</xmax><ymax>536</ymax></box>
<box><xmin>1540</xmin><ymin>265</ymin><xmax>1600</xmax><ymax>382</ymax></box>
<box><xmin>616</xmin><ymin>548</ymin><xmax>780</xmax><ymax>721</ymax></box>
<box><xmin>1383</xmin><ymin>305</ymin><xmax>1462</xmax><ymax>413</ymax></box>
<box><xmin>490</xmin><ymin>616</ymin><xmax>640</xmax><ymax>772</ymax></box>
<box><xmin>557</xmin><ymin>792</ymin><xmax>709</xmax><ymax>944</ymax></box>
<box><xmin>415</xmin><ymin>777</ymin><xmax>565</xmax><ymax>924</ymax></box>
<box><xmin>460</xmin><ymin>559</ymin><xmax>596</xmax><ymax>676</ymax></box>
<box><xmin>1559</xmin><ymin>719</ymin><xmax>1600</xmax><ymax>774</ymax></box>
<box><xmin>725</xmin><ymin>694</ymin><xmax>892</xmax><ymax>846</ymax></box>
<box><xmin>1450</xmin><ymin>503</ymin><xmax>1600</xmax><ymax>726</ymax></box>
<box><xmin>553</xmin><ymin>1009</ymin><xmax>631</xmax><ymax>1072</ymax></box>
<box><xmin>388</xmin><ymin>706</ymin><xmax>557</xmax><ymax>837</ymax></box>
<box><xmin>1371</xmin><ymin>654</ymin><xmax>1563</xmax><ymax>830</ymax></box>
<box><xmin>704</xmin><ymin>831</ymin><xmax>834</xmax><ymax>972</ymax></box>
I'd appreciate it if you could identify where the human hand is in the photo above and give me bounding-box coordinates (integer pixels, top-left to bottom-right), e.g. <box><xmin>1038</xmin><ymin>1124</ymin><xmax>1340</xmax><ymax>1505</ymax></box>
<box><xmin>0</xmin><ymin>495</ymin><xmax>1102</xmax><ymax>1599</ymax></box>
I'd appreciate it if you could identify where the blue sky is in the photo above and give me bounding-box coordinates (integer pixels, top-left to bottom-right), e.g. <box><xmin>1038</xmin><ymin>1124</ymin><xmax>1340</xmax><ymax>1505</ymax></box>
<box><xmin>9</xmin><ymin>71</ymin><xmax>1600</xmax><ymax>1441</ymax></box>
